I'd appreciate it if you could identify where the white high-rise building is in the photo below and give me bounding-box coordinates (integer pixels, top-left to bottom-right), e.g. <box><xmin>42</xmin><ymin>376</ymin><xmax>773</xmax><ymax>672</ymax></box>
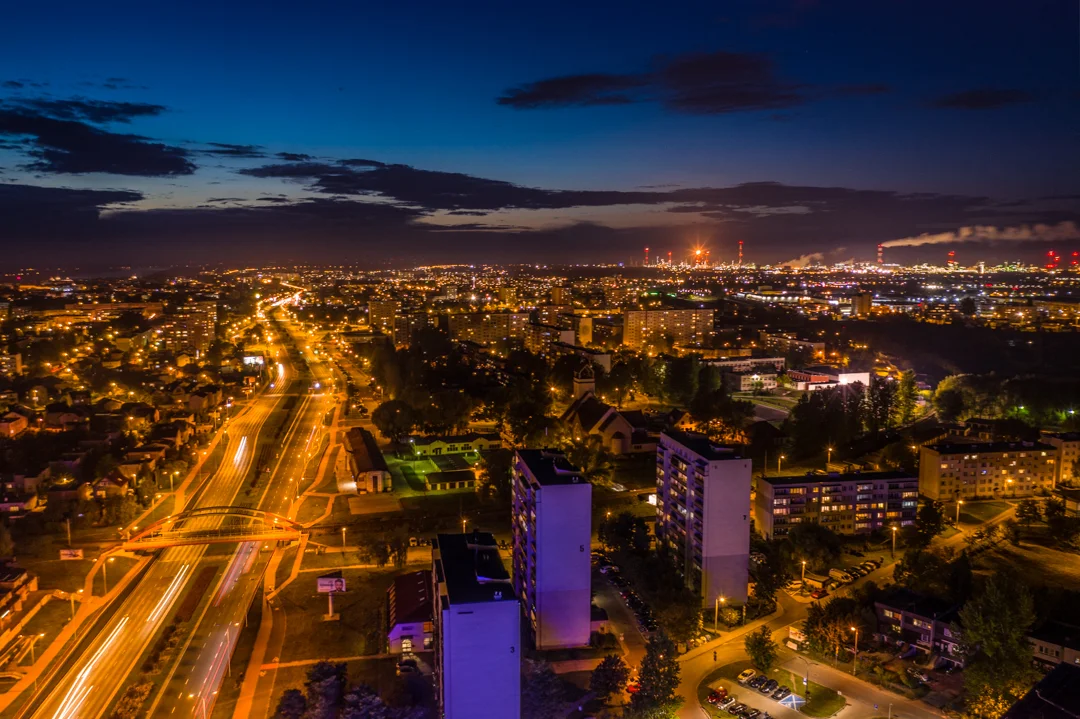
<box><xmin>511</xmin><ymin>449</ymin><xmax>591</xmax><ymax>649</ymax></box>
<box><xmin>655</xmin><ymin>430</ymin><xmax>751</xmax><ymax>605</ymax></box>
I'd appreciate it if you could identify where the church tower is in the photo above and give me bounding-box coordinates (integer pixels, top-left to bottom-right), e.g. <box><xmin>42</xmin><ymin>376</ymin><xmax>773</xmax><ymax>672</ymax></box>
<box><xmin>572</xmin><ymin>362</ymin><xmax>595</xmax><ymax>401</ymax></box>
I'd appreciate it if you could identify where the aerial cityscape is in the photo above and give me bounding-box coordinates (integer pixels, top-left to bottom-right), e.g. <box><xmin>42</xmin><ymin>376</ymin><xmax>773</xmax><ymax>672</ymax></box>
<box><xmin>1</xmin><ymin>2</ymin><xmax>1079</xmax><ymax>719</ymax></box>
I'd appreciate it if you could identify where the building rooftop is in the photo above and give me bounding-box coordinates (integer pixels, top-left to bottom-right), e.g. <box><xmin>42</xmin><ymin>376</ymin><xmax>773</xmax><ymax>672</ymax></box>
<box><xmin>409</xmin><ymin>432</ymin><xmax>500</xmax><ymax>447</ymax></box>
<box><xmin>660</xmin><ymin>430</ymin><xmax>741</xmax><ymax>461</ymax></box>
<box><xmin>344</xmin><ymin>427</ymin><xmax>389</xmax><ymax>473</ymax></box>
<box><xmin>926</xmin><ymin>440</ymin><xmax>1056</xmax><ymax>455</ymax></box>
<box><xmin>434</xmin><ymin>532</ymin><xmax>516</xmax><ymax>606</ymax></box>
<box><xmin>876</xmin><ymin>587</ymin><xmax>960</xmax><ymax>624</ymax></box>
<box><xmin>387</xmin><ymin>569</ymin><xmax>433</xmax><ymax>627</ymax></box>
<box><xmin>1004</xmin><ymin>663</ymin><xmax>1080</xmax><ymax>719</ymax></box>
<box><xmin>1029</xmin><ymin>620</ymin><xmax>1080</xmax><ymax>653</ymax></box>
<box><xmin>515</xmin><ymin>449</ymin><xmax>587</xmax><ymax>486</ymax></box>
<box><xmin>762</xmin><ymin>470</ymin><xmax>916</xmax><ymax>487</ymax></box>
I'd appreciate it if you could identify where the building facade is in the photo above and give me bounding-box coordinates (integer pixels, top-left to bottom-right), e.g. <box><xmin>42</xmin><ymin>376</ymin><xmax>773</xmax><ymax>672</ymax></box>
<box><xmin>343</xmin><ymin>427</ymin><xmax>392</xmax><ymax>492</ymax></box>
<box><xmin>655</xmin><ymin>431</ymin><xmax>751</xmax><ymax>605</ymax></box>
<box><xmin>445</xmin><ymin>312</ymin><xmax>530</xmax><ymax>345</ymax></box>
<box><xmin>432</xmin><ymin>533</ymin><xmax>520</xmax><ymax>719</ymax></box>
<box><xmin>623</xmin><ymin>309</ymin><xmax>714</xmax><ymax>350</ymax></box>
<box><xmin>511</xmin><ymin>450</ymin><xmax>591</xmax><ymax>649</ymax></box>
<box><xmin>754</xmin><ymin>471</ymin><xmax>918</xmax><ymax>539</ymax></box>
<box><xmin>919</xmin><ymin>441</ymin><xmax>1057</xmax><ymax>501</ymax></box>
<box><xmin>161</xmin><ymin>299</ymin><xmax>217</xmax><ymax>357</ymax></box>
<box><xmin>722</xmin><ymin>370</ymin><xmax>778</xmax><ymax>392</ymax></box>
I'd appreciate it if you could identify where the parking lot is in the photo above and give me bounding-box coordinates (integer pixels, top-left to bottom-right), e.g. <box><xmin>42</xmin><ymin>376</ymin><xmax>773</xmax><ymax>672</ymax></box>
<box><xmin>702</xmin><ymin>668</ymin><xmax>806</xmax><ymax>719</ymax></box>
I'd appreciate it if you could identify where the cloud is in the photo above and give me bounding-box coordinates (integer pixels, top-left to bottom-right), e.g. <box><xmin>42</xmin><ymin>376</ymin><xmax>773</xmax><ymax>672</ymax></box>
<box><xmin>0</xmin><ymin>98</ymin><xmax>194</xmax><ymax>176</ymax></box>
<box><xmin>200</xmin><ymin>142</ymin><xmax>266</xmax><ymax>158</ymax></box>
<box><xmin>930</xmin><ymin>88</ymin><xmax>1034</xmax><ymax>110</ymax></box>
<box><xmin>881</xmin><ymin>221</ymin><xmax>1080</xmax><ymax>248</ymax></box>
<box><xmin>2</xmin><ymin>81</ymin><xmax>24</xmax><ymax>90</ymax></box>
<box><xmin>276</xmin><ymin>152</ymin><xmax>312</xmax><ymax>162</ymax></box>
<box><xmin>0</xmin><ymin>183</ymin><xmax>142</xmax><ymax>238</ymax></box>
<box><xmin>496</xmin><ymin>74</ymin><xmax>646</xmax><ymax>109</ymax></box>
<box><xmin>12</xmin><ymin>97</ymin><xmax>166</xmax><ymax>124</ymax></box>
<box><xmin>497</xmin><ymin>50</ymin><xmax>883</xmax><ymax>114</ymax></box>
<box><xmin>781</xmin><ymin>252</ymin><xmax>825</xmax><ymax>267</ymax></box>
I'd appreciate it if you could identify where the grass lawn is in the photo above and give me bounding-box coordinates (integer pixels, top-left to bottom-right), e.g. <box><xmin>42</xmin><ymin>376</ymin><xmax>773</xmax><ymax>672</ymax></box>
<box><xmin>275</xmin><ymin>561</ymin><xmax>428</xmax><ymax>661</ymax></box>
<box><xmin>960</xmin><ymin>500</ymin><xmax>1010</xmax><ymax>524</ymax></box>
<box><xmin>18</xmin><ymin>597</ymin><xmax>74</xmax><ymax>665</ymax></box>
<box><xmin>27</xmin><ymin>557</ymin><xmax>95</xmax><ymax>594</ymax></box>
<box><xmin>268</xmin><ymin>656</ymin><xmax>415</xmax><ymax>713</ymax></box>
<box><xmin>91</xmin><ymin>555</ymin><xmax>140</xmax><ymax>596</ymax></box>
<box><xmin>296</xmin><ymin>495</ymin><xmax>330</xmax><ymax>525</ymax></box>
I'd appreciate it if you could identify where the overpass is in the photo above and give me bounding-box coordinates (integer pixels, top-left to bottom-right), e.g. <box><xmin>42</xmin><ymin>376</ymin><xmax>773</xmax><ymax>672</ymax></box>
<box><xmin>122</xmin><ymin>506</ymin><xmax>303</xmax><ymax>550</ymax></box>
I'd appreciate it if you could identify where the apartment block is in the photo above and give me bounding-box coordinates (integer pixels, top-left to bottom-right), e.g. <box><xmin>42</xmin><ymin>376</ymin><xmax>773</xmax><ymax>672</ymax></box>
<box><xmin>161</xmin><ymin>299</ymin><xmax>217</xmax><ymax>356</ymax></box>
<box><xmin>703</xmin><ymin>356</ymin><xmax>785</xmax><ymax>373</ymax></box>
<box><xmin>523</xmin><ymin>322</ymin><xmax>574</xmax><ymax>354</ymax></box>
<box><xmin>368</xmin><ymin>299</ymin><xmax>399</xmax><ymax>340</ymax></box>
<box><xmin>1041</xmin><ymin>432</ymin><xmax>1080</xmax><ymax>484</ymax></box>
<box><xmin>512</xmin><ymin>449</ymin><xmax>591</xmax><ymax>649</ymax></box>
<box><xmin>444</xmin><ymin>312</ymin><xmax>530</xmax><ymax>345</ymax></box>
<box><xmin>623</xmin><ymin>309</ymin><xmax>714</xmax><ymax>350</ymax></box>
<box><xmin>754</xmin><ymin>471</ymin><xmax>918</xmax><ymax>539</ymax></box>
<box><xmin>655</xmin><ymin>431</ymin><xmax>751</xmax><ymax>606</ymax></box>
<box><xmin>919</xmin><ymin>441</ymin><xmax>1057</xmax><ymax>502</ymax></box>
<box><xmin>432</xmin><ymin>532</ymin><xmax>520</xmax><ymax>719</ymax></box>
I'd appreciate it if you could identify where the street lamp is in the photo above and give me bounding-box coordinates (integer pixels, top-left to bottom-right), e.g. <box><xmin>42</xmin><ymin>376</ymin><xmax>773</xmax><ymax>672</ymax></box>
<box><xmin>102</xmin><ymin>557</ymin><xmax>115</xmax><ymax>594</ymax></box>
<box><xmin>69</xmin><ymin>588</ymin><xmax>83</xmax><ymax>619</ymax></box>
<box><xmin>777</xmin><ymin>454</ymin><xmax>785</xmax><ymax>475</ymax></box>
<box><xmin>826</xmin><ymin>446</ymin><xmax>833</xmax><ymax>466</ymax></box>
<box><xmin>956</xmin><ymin>499</ymin><xmax>964</xmax><ymax>524</ymax></box>
<box><xmin>850</xmin><ymin>626</ymin><xmax>860</xmax><ymax>674</ymax></box>
<box><xmin>713</xmin><ymin>595</ymin><xmax>726</xmax><ymax>630</ymax></box>
<box><xmin>461</xmin><ymin>517</ymin><xmax>467</xmax><ymax>534</ymax></box>
<box><xmin>890</xmin><ymin>526</ymin><xmax>898</xmax><ymax>557</ymax></box>
<box><xmin>801</xmin><ymin>560</ymin><xmax>807</xmax><ymax>581</ymax></box>
<box><xmin>341</xmin><ymin>527</ymin><xmax>346</xmax><ymax>552</ymax></box>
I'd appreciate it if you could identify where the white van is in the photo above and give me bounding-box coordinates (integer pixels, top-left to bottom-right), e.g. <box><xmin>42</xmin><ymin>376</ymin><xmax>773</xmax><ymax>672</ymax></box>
<box><xmin>829</xmin><ymin>568</ymin><xmax>854</xmax><ymax>583</ymax></box>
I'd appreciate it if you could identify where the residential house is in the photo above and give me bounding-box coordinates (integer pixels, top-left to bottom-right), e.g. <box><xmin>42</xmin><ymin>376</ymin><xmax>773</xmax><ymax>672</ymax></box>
<box><xmin>874</xmin><ymin>587</ymin><xmax>963</xmax><ymax>666</ymax></box>
<box><xmin>387</xmin><ymin>569</ymin><xmax>433</xmax><ymax>654</ymax></box>
<box><xmin>408</xmin><ymin>433</ymin><xmax>502</xmax><ymax>457</ymax></box>
<box><xmin>343</xmin><ymin>427</ymin><xmax>391</xmax><ymax>493</ymax></box>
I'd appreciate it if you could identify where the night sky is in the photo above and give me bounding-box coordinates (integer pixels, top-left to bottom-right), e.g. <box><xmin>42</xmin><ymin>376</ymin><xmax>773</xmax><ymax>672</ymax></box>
<box><xmin>1</xmin><ymin>0</ymin><xmax>1078</xmax><ymax>269</ymax></box>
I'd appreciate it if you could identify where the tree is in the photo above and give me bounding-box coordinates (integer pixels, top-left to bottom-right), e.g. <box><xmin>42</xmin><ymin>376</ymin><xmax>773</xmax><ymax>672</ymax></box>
<box><xmin>958</xmin><ymin>297</ymin><xmax>977</xmax><ymax>317</ymax></box>
<box><xmin>933</xmin><ymin>387</ymin><xmax>966</xmax><ymax>422</ymax></box>
<box><xmin>1016</xmin><ymin>499</ymin><xmax>1041</xmax><ymax>526</ymax></box>
<box><xmin>630</xmin><ymin>631</ymin><xmax>682</xmax><ymax>717</ymax></box>
<box><xmin>912</xmin><ymin>500</ymin><xmax>945</xmax><ymax>549</ymax></box>
<box><xmin>521</xmin><ymin>659</ymin><xmax>563</xmax><ymax>719</ymax></box>
<box><xmin>273</xmin><ymin>688</ymin><xmax>307</xmax><ymax>719</ymax></box>
<box><xmin>0</xmin><ymin>524</ymin><xmax>14</xmax><ymax>558</ymax></box>
<box><xmin>303</xmin><ymin>661</ymin><xmax>348</xmax><ymax>719</ymax></box>
<box><xmin>894</xmin><ymin>370</ymin><xmax>918</xmax><ymax>425</ymax></box>
<box><xmin>370</xmin><ymin>400</ymin><xmax>417</xmax><ymax>443</ymax></box>
<box><xmin>477</xmin><ymin>448</ymin><xmax>514</xmax><ymax>499</ymax></box>
<box><xmin>744</xmin><ymin>626</ymin><xmax>778</xmax><ymax>672</ymax></box>
<box><xmin>784</xmin><ymin>523</ymin><xmax>842</xmax><ymax>571</ymax></box>
<box><xmin>590</xmin><ymin>654</ymin><xmax>630</xmax><ymax>701</ymax></box>
<box><xmin>562</xmin><ymin>434</ymin><xmax>615</xmax><ymax>487</ymax></box>
<box><xmin>656</xmin><ymin>600</ymin><xmax>701</xmax><ymax>645</ymax></box>
<box><xmin>958</xmin><ymin>571</ymin><xmax>1038</xmax><ymax>717</ymax></box>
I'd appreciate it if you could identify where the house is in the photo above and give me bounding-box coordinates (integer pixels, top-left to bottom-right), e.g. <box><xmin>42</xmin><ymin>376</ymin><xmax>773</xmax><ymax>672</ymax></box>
<box><xmin>386</xmin><ymin>569</ymin><xmax>433</xmax><ymax>654</ymax></box>
<box><xmin>407</xmin><ymin>432</ymin><xmax>501</xmax><ymax>457</ymax></box>
<box><xmin>560</xmin><ymin>365</ymin><xmax>656</xmax><ymax>454</ymax></box>
<box><xmin>92</xmin><ymin>471</ymin><xmax>131</xmax><ymax>498</ymax></box>
<box><xmin>424</xmin><ymin>470</ymin><xmax>476</xmax><ymax>491</ymax></box>
<box><xmin>874</xmin><ymin>587</ymin><xmax>963</xmax><ymax>666</ymax></box>
<box><xmin>343</xmin><ymin>427</ymin><xmax>392</xmax><ymax>493</ymax></box>
<box><xmin>1053</xmin><ymin>487</ymin><xmax>1080</xmax><ymax>517</ymax></box>
<box><xmin>1004</xmin><ymin>663</ymin><xmax>1080</xmax><ymax>719</ymax></box>
<box><xmin>1028</xmin><ymin>620</ymin><xmax>1080</xmax><ymax>668</ymax></box>
<box><xmin>0</xmin><ymin>412</ymin><xmax>28</xmax><ymax>438</ymax></box>
<box><xmin>0</xmin><ymin>566</ymin><xmax>37</xmax><ymax>632</ymax></box>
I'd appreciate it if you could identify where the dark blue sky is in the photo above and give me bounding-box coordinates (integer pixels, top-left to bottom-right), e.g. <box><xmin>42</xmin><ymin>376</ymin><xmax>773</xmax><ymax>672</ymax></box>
<box><xmin>1</xmin><ymin>0</ymin><xmax>1078</xmax><ymax>268</ymax></box>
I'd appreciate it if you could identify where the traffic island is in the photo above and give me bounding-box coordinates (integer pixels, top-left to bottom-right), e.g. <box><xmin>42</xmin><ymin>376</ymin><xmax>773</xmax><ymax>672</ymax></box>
<box><xmin>698</xmin><ymin>660</ymin><xmax>847</xmax><ymax>718</ymax></box>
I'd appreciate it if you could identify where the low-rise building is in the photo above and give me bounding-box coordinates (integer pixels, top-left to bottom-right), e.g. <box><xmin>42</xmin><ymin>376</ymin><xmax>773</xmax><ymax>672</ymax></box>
<box><xmin>0</xmin><ymin>413</ymin><xmax>28</xmax><ymax>438</ymax></box>
<box><xmin>432</xmin><ymin>532</ymin><xmax>520</xmax><ymax>719</ymax></box>
<box><xmin>407</xmin><ymin>432</ymin><xmax>501</xmax><ymax>457</ymax></box>
<box><xmin>1028</xmin><ymin>620</ymin><xmax>1080</xmax><ymax>668</ymax></box>
<box><xmin>754</xmin><ymin>471</ymin><xmax>918</xmax><ymax>538</ymax></box>
<box><xmin>343</xmin><ymin>427</ymin><xmax>392</xmax><ymax>493</ymax></box>
<box><xmin>387</xmin><ymin>569</ymin><xmax>433</xmax><ymax>654</ymax></box>
<box><xmin>704</xmin><ymin>356</ymin><xmax>785</xmax><ymax>373</ymax></box>
<box><xmin>874</xmin><ymin>587</ymin><xmax>963</xmax><ymax>667</ymax></box>
<box><xmin>1042</xmin><ymin>431</ymin><xmax>1080</xmax><ymax>484</ymax></box>
<box><xmin>722</xmin><ymin>370</ymin><xmax>777</xmax><ymax>392</ymax></box>
<box><xmin>919</xmin><ymin>441</ymin><xmax>1057</xmax><ymax>501</ymax></box>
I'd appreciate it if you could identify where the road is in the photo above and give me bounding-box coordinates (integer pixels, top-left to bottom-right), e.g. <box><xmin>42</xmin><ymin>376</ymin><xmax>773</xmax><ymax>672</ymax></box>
<box><xmin>21</xmin><ymin>302</ymin><xmax>331</xmax><ymax>719</ymax></box>
<box><xmin>23</xmin><ymin>379</ymin><xmax>281</xmax><ymax>719</ymax></box>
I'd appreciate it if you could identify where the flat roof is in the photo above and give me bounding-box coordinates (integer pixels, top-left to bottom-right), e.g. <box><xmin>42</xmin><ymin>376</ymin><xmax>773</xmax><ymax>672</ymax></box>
<box><xmin>515</xmin><ymin>449</ymin><xmax>587</xmax><ymax>486</ymax></box>
<box><xmin>926</xmin><ymin>440</ymin><xmax>1056</xmax><ymax>455</ymax></box>
<box><xmin>660</xmin><ymin>430</ymin><xmax>741</xmax><ymax>461</ymax></box>
<box><xmin>345</xmin><ymin>427</ymin><xmax>389</xmax><ymax>473</ymax></box>
<box><xmin>434</xmin><ymin>532</ymin><xmax>516</xmax><ymax>606</ymax></box>
<box><xmin>762</xmin><ymin>470</ymin><xmax>916</xmax><ymax>486</ymax></box>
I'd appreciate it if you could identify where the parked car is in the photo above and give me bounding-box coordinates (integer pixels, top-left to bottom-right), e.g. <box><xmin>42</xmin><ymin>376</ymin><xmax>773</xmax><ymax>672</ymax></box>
<box><xmin>728</xmin><ymin>703</ymin><xmax>747</xmax><ymax>716</ymax></box>
<box><xmin>745</xmin><ymin>709</ymin><xmax>761</xmax><ymax>719</ymax></box>
<box><xmin>829</xmin><ymin>568</ymin><xmax>854</xmax><ymax>583</ymax></box>
<box><xmin>772</xmin><ymin>686</ymin><xmax>791</xmax><ymax>700</ymax></box>
<box><xmin>749</xmin><ymin>675</ymin><xmax>768</xmax><ymax>690</ymax></box>
<box><xmin>396</xmin><ymin>658</ymin><xmax>418</xmax><ymax>676</ymax></box>
<box><xmin>810</xmin><ymin>588</ymin><xmax>829</xmax><ymax>599</ymax></box>
<box><xmin>761</xmin><ymin>679</ymin><xmax>779</xmax><ymax>694</ymax></box>
<box><xmin>719</xmin><ymin>696</ymin><xmax>737</xmax><ymax>710</ymax></box>
<box><xmin>708</xmin><ymin>689</ymin><xmax>728</xmax><ymax>704</ymax></box>
<box><xmin>626</xmin><ymin>680</ymin><xmax>641</xmax><ymax>694</ymax></box>
<box><xmin>737</xmin><ymin>669</ymin><xmax>757</xmax><ymax>684</ymax></box>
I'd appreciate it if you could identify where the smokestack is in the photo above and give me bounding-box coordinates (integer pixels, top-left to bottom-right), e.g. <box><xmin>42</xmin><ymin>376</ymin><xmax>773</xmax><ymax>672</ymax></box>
<box><xmin>947</xmin><ymin>250</ymin><xmax>956</xmax><ymax>268</ymax></box>
<box><xmin>738</xmin><ymin>240</ymin><xmax>743</xmax><ymax>266</ymax></box>
<box><xmin>644</xmin><ymin>247</ymin><xmax>649</xmax><ymax>266</ymax></box>
<box><xmin>667</xmin><ymin>251</ymin><xmax>672</xmax><ymax>266</ymax></box>
<box><xmin>877</xmin><ymin>244</ymin><xmax>883</xmax><ymax>265</ymax></box>
<box><xmin>705</xmin><ymin>250</ymin><xmax>711</xmax><ymax>266</ymax></box>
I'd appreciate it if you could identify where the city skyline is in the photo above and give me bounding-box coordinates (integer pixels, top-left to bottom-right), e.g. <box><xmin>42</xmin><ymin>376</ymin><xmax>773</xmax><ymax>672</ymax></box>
<box><xmin>2</xmin><ymin>0</ymin><xmax>1079</xmax><ymax>268</ymax></box>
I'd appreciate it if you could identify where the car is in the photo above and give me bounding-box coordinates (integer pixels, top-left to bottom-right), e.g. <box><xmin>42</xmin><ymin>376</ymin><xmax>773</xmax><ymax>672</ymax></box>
<box><xmin>761</xmin><ymin>679</ymin><xmax>779</xmax><ymax>694</ymax></box>
<box><xmin>396</xmin><ymin>658</ymin><xmax>418</xmax><ymax>676</ymax></box>
<box><xmin>718</xmin><ymin>696</ymin><xmax>737</xmax><ymax>710</ymax></box>
<box><xmin>749</xmin><ymin>675</ymin><xmax>768</xmax><ymax>689</ymax></box>
<box><xmin>849</xmin><ymin>549</ymin><xmax>865</xmax><ymax>557</ymax></box>
<box><xmin>745</xmin><ymin>709</ymin><xmax>761</xmax><ymax>719</ymax></box>
<box><xmin>810</xmin><ymin>588</ymin><xmax>829</xmax><ymax>599</ymax></box>
<box><xmin>626</xmin><ymin>680</ymin><xmax>641</xmax><ymax>694</ymax></box>
<box><xmin>784</xmin><ymin>579</ymin><xmax>804</xmax><ymax>591</ymax></box>
<box><xmin>610</xmin><ymin>482</ymin><xmax>627</xmax><ymax>492</ymax></box>
<box><xmin>772</xmin><ymin>686</ymin><xmax>791</xmax><ymax>700</ymax></box>
<box><xmin>708</xmin><ymin>689</ymin><xmax>728</xmax><ymax>704</ymax></box>
<box><xmin>908</xmin><ymin>668</ymin><xmax>930</xmax><ymax>682</ymax></box>
<box><xmin>737</xmin><ymin>669</ymin><xmax>757</xmax><ymax>684</ymax></box>
<box><xmin>728</xmin><ymin>703</ymin><xmax>746</xmax><ymax>716</ymax></box>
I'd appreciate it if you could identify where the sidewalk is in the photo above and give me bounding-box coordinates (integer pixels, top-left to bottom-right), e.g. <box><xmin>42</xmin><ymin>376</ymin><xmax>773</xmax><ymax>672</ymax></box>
<box><xmin>778</xmin><ymin>657</ymin><xmax>944</xmax><ymax>719</ymax></box>
<box><xmin>681</xmin><ymin>603</ymin><xmax>785</xmax><ymax>664</ymax></box>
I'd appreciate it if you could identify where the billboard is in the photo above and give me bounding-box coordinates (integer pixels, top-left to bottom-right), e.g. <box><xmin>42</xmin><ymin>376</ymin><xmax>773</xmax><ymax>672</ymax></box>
<box><xmin>317</xmin><ymin>575</ymin><xmax>346</xmax><ymax>593</ymax></box>
<box><xmin>59</xmin><ymin>549</ymin><xmax>84</xmax><ymax>560</ymax></box>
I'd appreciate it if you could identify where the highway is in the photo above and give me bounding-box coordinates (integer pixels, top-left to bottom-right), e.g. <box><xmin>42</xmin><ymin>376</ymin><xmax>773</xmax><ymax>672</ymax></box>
<box><xmin>20</xmin><ymin>301</ymin><xmax>330</xmax><ymax>719</ymax></box>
